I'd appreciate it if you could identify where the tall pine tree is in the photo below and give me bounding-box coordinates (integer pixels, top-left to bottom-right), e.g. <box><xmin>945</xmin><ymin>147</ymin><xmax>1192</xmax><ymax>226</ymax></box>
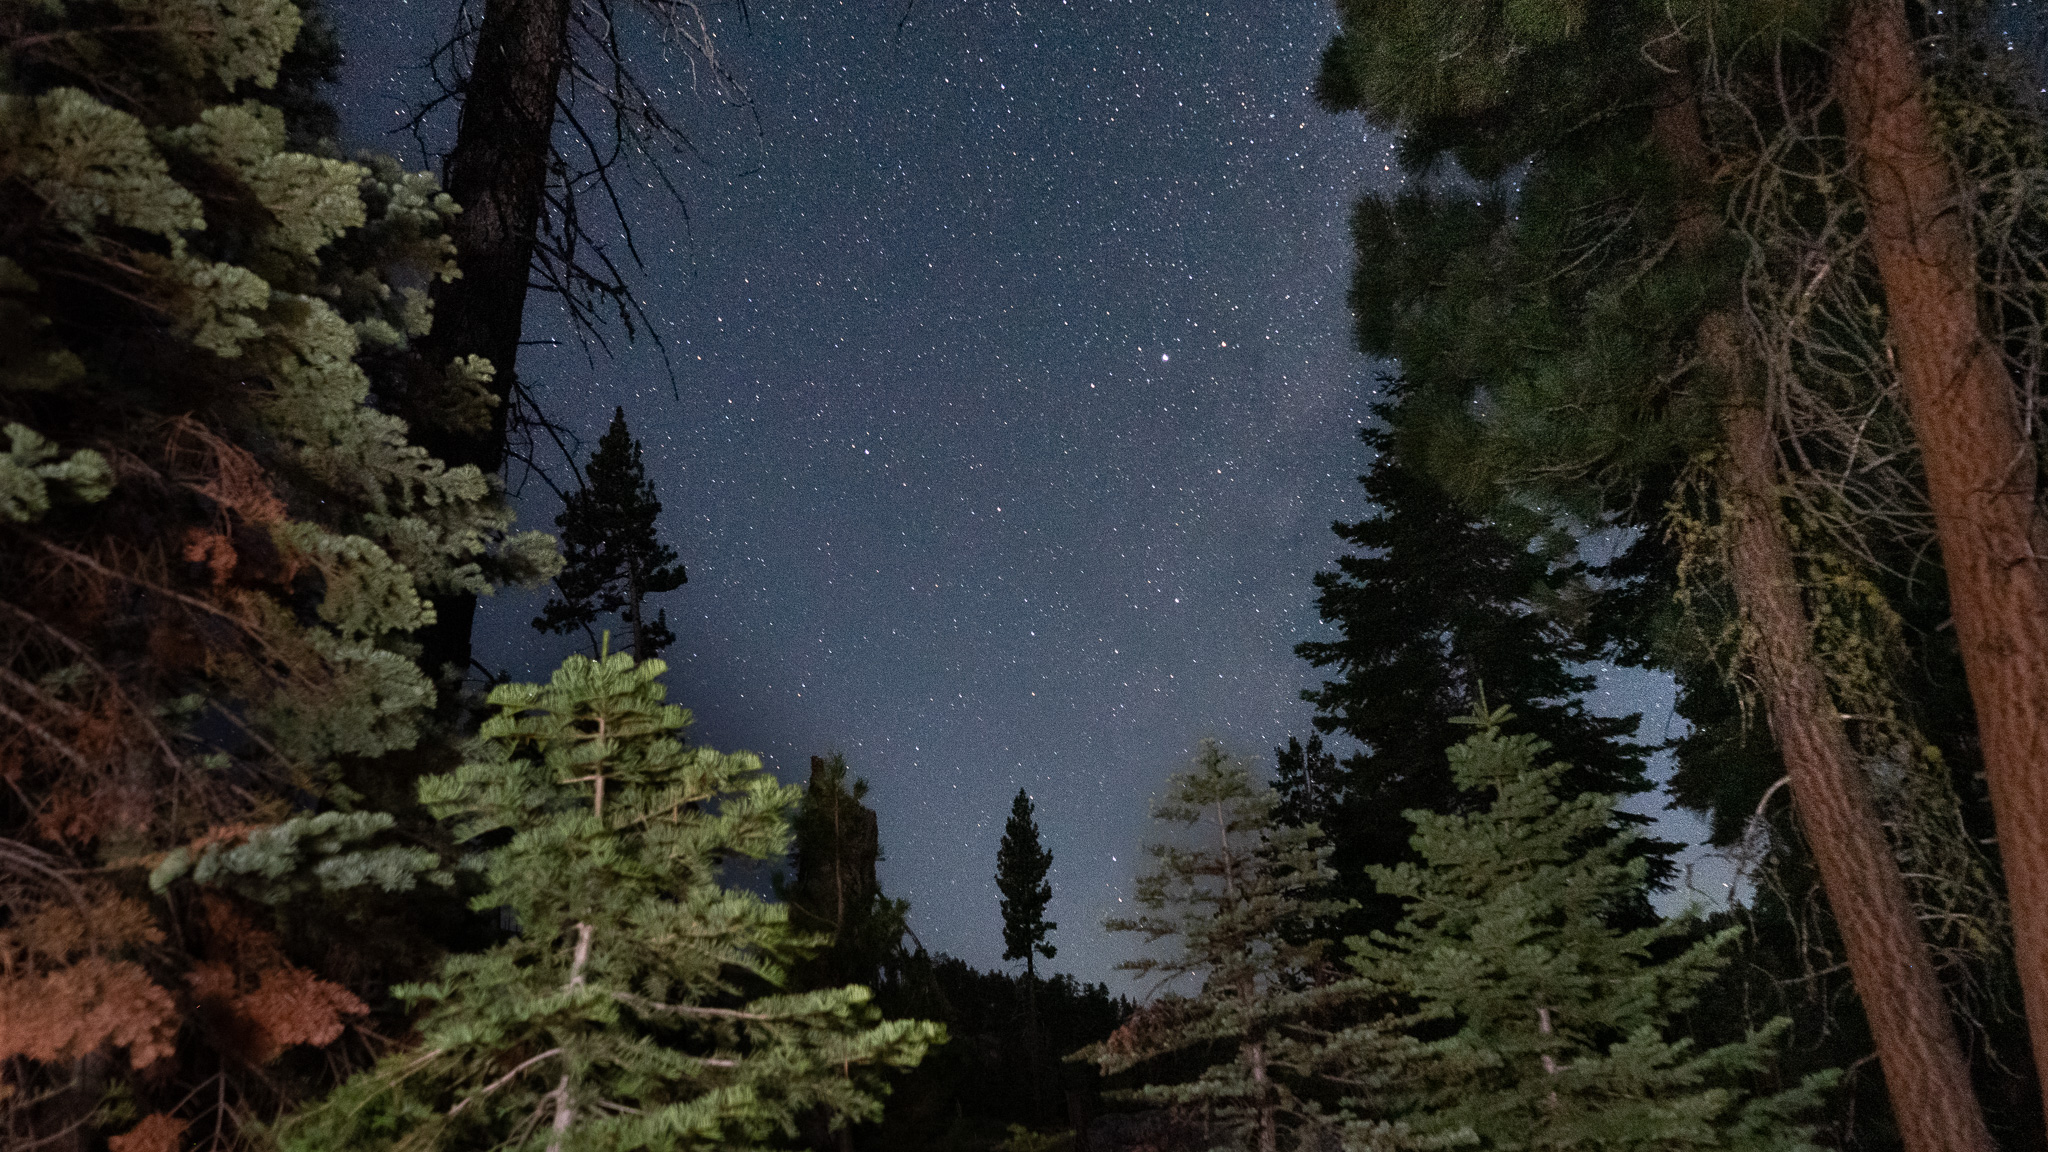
<box><xmin>1313</xmin><ymin>4</ymin><xmax>2017</xmax><ymax>1143</ymax></box>
<box><xmin>534</xmin><ymin>406</ymin><xmax>686</xmax><ymax>662</ymax></box>
<box><xmin>997</xmin><ymin>788</ymin><xmax>1057</xmax><ymax>1112</ymax></box>
<box><xmin>781</xmin><ymin>753</ymin><xmax>912</xmax><ymax>992</ymax></box>
<box><xmin>1</xmin><ymin>3</ymin><xmax>554</xmax><ymax>1145</ymax></box>
<box><xmin>1291</xmin><ymin>418</ymin><xmax>1666</xmax><ymax>934</ymax></box>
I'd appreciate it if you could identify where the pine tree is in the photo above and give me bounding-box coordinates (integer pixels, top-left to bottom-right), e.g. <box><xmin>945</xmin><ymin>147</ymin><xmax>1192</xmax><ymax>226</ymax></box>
<box><xmin>1</xmin><ymin>3</ymin><xmax>554</xmax><ymax>1145</ymax></box>
<box><xmin>1350</xmin><ymin>704</ymin><xmax>1834</xmax><ymax>1150</ymax></box>
<box><xmin>1082</xmin><ymin>741</ymin><xmax>1406</xmax><ymax>1152</ymax></box>
<box><xmin>1315</xmin><ymin>5</ymin><xmax>2003</xmax><ymax>1145</ymax></box>
<box><xmin>275</xmin><ymin>650</ymin><xmax>943</xmax><ymax>1151</ymax></box>
<box><xmin>1833</xmin><ymin>0</ymin><xmax>2048</xmax><ymax>1108</ymax></box>
<box><xmin>781</xmin><ymin>753</ymin><xmax>911</xmax><ymax>991</ymax></box>
<box><xmin>534</xmin><ymin>406</ymin><xmax>687</xmax><ymax>661</ymax></box>
<box><xmin>997</xmin><ymin>787</ymin><xmax>1057</xmax><ymax>1114</ymax></box>
<box><xmin>1291</xmin><ymin>422</ymin><xmax>1666</xmax><ymax>935</ymax></box>
<box><xmin>404</xmin><ymin>0</ymin><xmax>739</xmax><ymax>683</ymax></box>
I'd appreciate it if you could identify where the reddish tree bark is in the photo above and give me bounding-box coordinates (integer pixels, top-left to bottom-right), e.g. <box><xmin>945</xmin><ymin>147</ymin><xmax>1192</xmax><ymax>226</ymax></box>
<box><xmin>1835</xmin><ymin>0</ymin><xmax>2048</xmax><ymax>1117</ymax></box>
<box><xmin>1719</xmin><ymin>379</ymin><xmax>1992</xmax><ymax>1152</ymax></box>
<box><xmin>1652</xmin><ymin>63</ymin><xmax>1995</xmax><ymax>1152</ymax></box>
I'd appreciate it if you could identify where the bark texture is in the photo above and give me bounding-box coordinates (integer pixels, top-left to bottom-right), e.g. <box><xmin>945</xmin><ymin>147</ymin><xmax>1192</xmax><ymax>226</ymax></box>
<box><xmin>415</xmin><ymin>0</ymin><xmax>576</xmax><ymax>681</ymax></box>
<box><xmin>1651</xmin><ymin>62</ymin><xmax>1996</xmax><ymax>1152</ymax></box>
<box><xmin>1835</xmin><ymin>0</ymin><xmax>2048</xmax><ymax>1113</ymax></box>
<box><xmin>1719</xmin><ymin>374</ymin><xmax>1992</xmax><ymax>1152</ymax></box>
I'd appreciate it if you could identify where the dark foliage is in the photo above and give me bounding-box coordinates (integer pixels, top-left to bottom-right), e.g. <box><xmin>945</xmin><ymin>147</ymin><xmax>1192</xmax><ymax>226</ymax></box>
<box><xmin>532</xmin><ymin>405</ymin><xmax>686</xmax><ymax>662</ymax></box>
<box><xmin>1287</xmin><ymin>417</ymin><xmax>1670</xmax><ymax>935</ymax></box>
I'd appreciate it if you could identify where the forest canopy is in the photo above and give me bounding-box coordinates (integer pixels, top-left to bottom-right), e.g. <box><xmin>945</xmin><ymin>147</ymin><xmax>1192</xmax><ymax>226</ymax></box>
<box><xmin>7</xmin><ymin>1</ymin><xmax>2048</xmax><ymax>1151</ymax></box>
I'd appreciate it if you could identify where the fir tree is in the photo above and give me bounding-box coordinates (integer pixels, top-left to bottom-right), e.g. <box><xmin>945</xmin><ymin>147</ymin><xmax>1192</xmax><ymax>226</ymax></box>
<box><xmin>535</xmin><ymin>406</ymin><xmax>686</xmax><ymax>662</ymax></box>
<box><xmin>275</xmin><ymin>650</ymin><xmax>943</xmax><ymax>1151</ymax></box>
<box><xmin>997</xmin><ymin>787</ymin><xmax>1057</xmax><ymax>1112</ymax></box>
<box><xmin>1083</xmin><ymin>741</ymin><xmax>1408</xmax><ymax>1152</ymax></box>
<box><xmin>1350</xmin><ymin>705</ymin><xmax>1833</xmax><ymax>1150</ymax></box>
<box><xmin>1292</xmin><ymin>422</ymin><xmax>1666</xmax><ymax>935</ymax></box>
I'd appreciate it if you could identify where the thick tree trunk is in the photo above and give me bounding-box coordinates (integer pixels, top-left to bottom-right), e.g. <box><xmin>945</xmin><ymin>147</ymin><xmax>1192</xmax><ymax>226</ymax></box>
<box><xmin>1649</xmin><ymin>62</ymin><xmax>1995</xmax><ymax>1152</ymax></box>
<box><xmin>414</xmin><ymin>0</ymin><xmax>575</xmax><ymax>685</ymax></box>
<box><xmin>1835</xmin><ymin>0</ymin><xmax>2048</xmax><ymax>1115</ymax></box>
<box><xmin>1719</xmin><ymin>361</ymin><xmax>1992</xmax><ymax>1152</ymax></box>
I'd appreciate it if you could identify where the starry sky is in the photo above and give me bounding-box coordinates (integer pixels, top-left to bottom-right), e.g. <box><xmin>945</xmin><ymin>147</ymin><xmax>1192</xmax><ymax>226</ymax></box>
<box><xmin>329</xmin><ymin>0</ymin><xmax>1710</xmax><ymax>988</ymax></box>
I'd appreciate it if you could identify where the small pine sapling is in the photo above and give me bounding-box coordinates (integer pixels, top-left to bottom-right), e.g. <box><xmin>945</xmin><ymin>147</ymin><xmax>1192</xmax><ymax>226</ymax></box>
<box><xmin>275</xmin><ymin>650</ymin><xmax>943</xmax><ymax>1151</ymax></box>
<box><xmin>1351</xmin><ymin>705</ymin><xmax>1834</xmax><ymax>1150</ymax></box>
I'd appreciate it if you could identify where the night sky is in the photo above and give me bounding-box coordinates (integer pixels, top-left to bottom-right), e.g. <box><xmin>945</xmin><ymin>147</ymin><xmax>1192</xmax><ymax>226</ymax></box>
<box><xmin>330</xmin><ymin>0</ymin><xmax>1709</xmax><ymax>988</ymax></box>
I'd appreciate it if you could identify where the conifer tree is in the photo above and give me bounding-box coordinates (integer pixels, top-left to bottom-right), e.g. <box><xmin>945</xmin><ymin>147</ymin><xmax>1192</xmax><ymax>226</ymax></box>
<box><xmin>1292</xmin><ymin>421</ymin><xmax>1667</xmax><ymax>934</ymax></box>
<box><xmin>997</xmin><ymin>787</ymin><xmax>1057</xmax><ymax>1112</ymax></box>
<box><xmin>782</xmin><ymin>753</ymin><xmax>911</xmax><ymax>991</ymax></box>
<box><xmin>1083</xmin><ymin>741</ymin><xmax>1406</xmax><ymax>1152</ymax></box>
<box><xmin>534</xmin><ymin>406</ymin><xmax>686</xmax><ymax>662</ymax></box>
<box><xmin>276</xmin><ymin>650</ymin><xmax>943</xmax><ymax>1151</ymax></box>
<box><xmin>1</xmin><ymin>3</ymin><xmax>554</xmax><ymax>1145</ymax></box>
<box><xmin>1314</xmin><ymin>5</ymin><xmax>2005</xmax><ymax>1145</ymax></box>
<box><xmin>1350</xmin><ymin>705</ymin><xmax>1833</xmax><ymax>1150</ymax></box>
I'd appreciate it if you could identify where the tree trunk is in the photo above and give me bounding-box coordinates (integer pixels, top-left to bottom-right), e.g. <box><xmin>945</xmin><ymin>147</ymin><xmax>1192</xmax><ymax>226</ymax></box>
<box><xmin>1835</xmin><ymin>0</ymin><xmax>2048</xmax><ymax>1115</ymax></box>
<box><xmin>628</xmin><ymin>562</ymin><xmax>647</xmax><ymax>662</ymax></box>
<box><xmin>1719</xmin><ymin>365</ymin><xmax>1992</xmax><ymax>1152</ymax></box>
<box><xmin>1248</xmin><ymin>1037</ymin><xmax>1276</xmax><ymax>1152</ymax></box>
<box><xmin>1025</xmin><ymin>952</ymin><xmax>1043</xmax><ymax>1117</ymax></box>
<box><xmin>1648</xmin><ymin>59</ymin><xmax>1996</xmax><ymax>1152</ymax></box>
<box><xmin>413</xmin><ymin>0</ymin><xmax>576</xmax><ymax>685</ymax></box>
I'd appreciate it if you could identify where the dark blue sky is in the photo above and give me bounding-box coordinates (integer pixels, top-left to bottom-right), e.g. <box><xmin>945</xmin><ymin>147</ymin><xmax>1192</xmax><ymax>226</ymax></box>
<box><xmin>330</xmin><ymin>0</ymin><xmax>1705</xmax><ymax>987</ymax></box>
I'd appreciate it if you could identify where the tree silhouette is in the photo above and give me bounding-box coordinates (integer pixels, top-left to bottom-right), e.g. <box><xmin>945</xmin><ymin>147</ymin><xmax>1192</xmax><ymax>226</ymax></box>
<box><xmin>534</xmin><ymin>407</ymin><xmax>685</xmax><ymax>661</ymax></box>
<box><xmin>997</xmin><ymin>788</ymin><xmax>1056</xmax><ymax>1112</ymax></box>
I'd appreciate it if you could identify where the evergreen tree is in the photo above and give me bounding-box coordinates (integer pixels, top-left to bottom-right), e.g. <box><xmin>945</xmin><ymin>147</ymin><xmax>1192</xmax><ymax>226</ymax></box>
<box><xmin>781</xmin><ymin>753</ymin><xmax>912</xmax><ymax>992</ymax></box>
<box><xmin>276</xmin><ymin>650</ymin><xmax>943</xmax><ymax>1151</ymax></box>
<box><xmin>997</xmin><ymin>788</ymin><xmax>1058</xmax><ymax>1112</ymax></box>
<box><xmin>1</xmin><ymin>3</ymin><xmax>553</xmax><ymax>1145</ymax></box>
<box><xmin>1314</xmin><ymin>4</ymin><xmax>2011</xmax><ymax>1144</ymax></box>
<box><xmin>534</xmin><ymin>406</ymin><xmax>686</xmax><ymax>661</ymax></box>
<box><xmin>1350</xmin><ymin>705</ymin><xmax>1834</xmax><ymax>1150</ymax></box>
<box><xmin>1083</xmin><ymin>741</ymin><xmax>1405</xmax><ymax>1152</ymax></box>
<box><xmin>404</xmin><ymin>0</ymin><xmax>740</xmax><ymax>684</ymax></box>
<box><xmin>1291</xmin><ymin>421</ymin><xmax>1665</xmax><ymax>934</ymax></box>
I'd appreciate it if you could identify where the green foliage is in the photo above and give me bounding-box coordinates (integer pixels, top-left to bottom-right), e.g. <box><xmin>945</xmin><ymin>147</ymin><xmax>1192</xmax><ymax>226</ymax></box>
<box><xmin>1351</xmin><ymin>706</ymin><xmax>1833</xmax><ymax>1149</ymax></box>
<box><xmin>998</xmin><ymin>788</ymin><xmax>1057</xmax><ymax>970</ymax></box>
<box><xmin>534</xmin><ymin>406</ymin><xmax>686</xmax><ymax>661</ymax></box>
<box><xmin>274</xmin><ymin>652</ymin><xmax>943</xmax><ymax>1151</ymax></box>
<box><xmin>0</xmin><ymin>2</ymin><xmax>555</xmax><ymax>1143</ymax></box>
<box><xmin>0</xmin><ymin>418</ymin><xmax>109</xmax><ymax>521</ymax></box>
<box><xmin>1315</xmin><ymin>8</ymin><xmax>2042</xmax><ymax>1135</ymax></box>
<box><xmin>1083</xmin><ymin>741</ymin><xmax>1409</xmax><ymax>1151</ymax></box>
<box><xmin>148</xmin><ymin>811</ymin><xmax>447</xmax><ymax>903</ymax></box>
